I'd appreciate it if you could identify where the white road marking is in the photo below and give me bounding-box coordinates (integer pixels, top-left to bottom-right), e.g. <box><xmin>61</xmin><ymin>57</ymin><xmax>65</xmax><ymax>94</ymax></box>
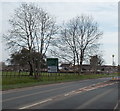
<box><xmin>114</xmin><ymin>100</ymin><xmax>120</xmax><ymax>110</ymax></box>
<box><xmin>64</xmin><ymin>82</ymin><xmax>116</xmax><ymax>96</ymax></box>
<box><xmin>3</xmin><ymin>79</ymin><xmax>90</xmax><ymax>94</ymax></box>
<box><xmin>76</xmin><ymin>88</ymin><xmax>114</xmax><ymax>109</ymax></box>
<box><xmin>19</xmin><ymin>98</ymin><xmax>52</xmax><ymax>109</ymax></box>
<box><xmin>64</xmin><ymin>94</ymin><xmax>69</xmax><ymax>96</ymax></box>
<box><xmin>114</xmin><ymin>103</ymin><xmax>118</xmax><ymax>110</ymax></box>
<box><xmin>18</xmin><ymin>81</ymin><xmax>117</xmax><ymax>109</ymax></box>
<box><xmin>3</xmin><ymin>81</ymin><xmax>106</xmax><ymax>102</ymax></box>
<box><xmin>3</xmin><ymin>84</ymin><xmax>76</xmax><ymax>102</ymax></box>
<box><xmin>3</xmin><ymin>78</ymin><xmax>109</xmax><ymax>95</ymax></box>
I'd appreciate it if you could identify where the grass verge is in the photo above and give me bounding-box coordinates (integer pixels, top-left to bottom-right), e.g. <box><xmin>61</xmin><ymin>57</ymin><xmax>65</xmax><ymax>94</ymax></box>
<box><xmin>2</xmin><ymin>73</ymin><xmax>119</xmax><ymax>90</ymax></box>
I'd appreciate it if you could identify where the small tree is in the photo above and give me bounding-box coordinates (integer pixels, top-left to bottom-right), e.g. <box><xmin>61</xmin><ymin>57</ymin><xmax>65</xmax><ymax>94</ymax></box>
<box><xmin>10</xmin><ymin>48</ymin><xmax>46</xmax><ymax>74</ymax></box>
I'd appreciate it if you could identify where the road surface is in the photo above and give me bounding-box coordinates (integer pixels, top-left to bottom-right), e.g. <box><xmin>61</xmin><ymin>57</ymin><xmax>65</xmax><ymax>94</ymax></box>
<box><xmin>2</xmin><ymin>77</ymin><xmax>119</xmax><ymax>110</ymax></box>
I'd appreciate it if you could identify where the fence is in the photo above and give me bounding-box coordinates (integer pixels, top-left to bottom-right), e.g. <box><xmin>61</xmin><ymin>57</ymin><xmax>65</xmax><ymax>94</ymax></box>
<box><xmin>2</xmin><ymin>70</ymin><xmax>118</xmax><ymax>87</ymax></box>
<box><xmin>2</xmin><ymin>70</ymin><xmax>83</xmax><ymax>83</ymax></box>
<box><xmin>1</xmin><ymin>69</ymin><xmax>114</xmax><ymax>78</ymax></box>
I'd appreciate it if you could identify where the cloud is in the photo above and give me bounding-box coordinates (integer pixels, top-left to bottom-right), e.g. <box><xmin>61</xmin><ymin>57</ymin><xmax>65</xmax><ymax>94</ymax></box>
<box><xmin>0</xmin><ymin>0</ymin><xmax>119</xmax><ymax>2</ymax></box>
<box><xmin>100</xmin><ymin>32</ymin><xmax>118</xmax><ymax>44</ymax></box>
<box><xmin>100</xmin><ymin>32</ymin><xmax>118</xmax><ymax>65</ymax></box>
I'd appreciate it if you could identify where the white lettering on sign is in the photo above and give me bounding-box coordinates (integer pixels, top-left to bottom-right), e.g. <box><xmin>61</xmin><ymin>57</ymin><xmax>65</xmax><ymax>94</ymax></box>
<box><xmin>48</xmin><ymin>66</ymin><xmax>57</xmax><ymax>72</ymax></box>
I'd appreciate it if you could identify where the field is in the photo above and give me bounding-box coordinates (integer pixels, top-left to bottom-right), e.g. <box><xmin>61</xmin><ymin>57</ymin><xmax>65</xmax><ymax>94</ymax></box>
<box><xmin>1</xmin><ymin>71</ymin><xmax>119</xmax><ymax>90</ymax></box>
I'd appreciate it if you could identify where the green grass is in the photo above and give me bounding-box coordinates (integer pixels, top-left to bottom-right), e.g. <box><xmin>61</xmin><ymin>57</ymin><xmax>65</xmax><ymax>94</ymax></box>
<box><xmin>2</xmin><ymin>72</ymin><xmax>119</xmax><ymax>90</ymax></box>
<box><xmin>2</xmin><ymin>71</ymin><xmax>29</xmax><ymax>76</ymax></box>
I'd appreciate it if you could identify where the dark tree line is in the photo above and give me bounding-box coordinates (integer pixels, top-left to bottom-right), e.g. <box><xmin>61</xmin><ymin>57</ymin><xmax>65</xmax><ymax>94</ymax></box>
<box><xmin>10</xmin><ymin>48</ymin><xmax>46</xmax><ymax>75</ymax></box>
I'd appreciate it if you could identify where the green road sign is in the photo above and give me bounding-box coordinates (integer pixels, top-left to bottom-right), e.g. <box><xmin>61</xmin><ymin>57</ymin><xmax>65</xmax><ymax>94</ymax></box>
<box><xmin>47</xmin><ymin>58</ymin><xmax>58</xmax><ymax>72</ymax></box>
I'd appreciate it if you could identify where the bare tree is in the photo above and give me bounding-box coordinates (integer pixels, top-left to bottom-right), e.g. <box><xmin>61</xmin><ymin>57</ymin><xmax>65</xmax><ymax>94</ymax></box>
<box><xmin>51</xmin><ymin>15</ymin><xmax>103</xmax><ymax>74</ymax></box>
<box><xmin>4</xmin><ymin>3</ymin><xmax>58</xmax><ymax>76</ymax></box>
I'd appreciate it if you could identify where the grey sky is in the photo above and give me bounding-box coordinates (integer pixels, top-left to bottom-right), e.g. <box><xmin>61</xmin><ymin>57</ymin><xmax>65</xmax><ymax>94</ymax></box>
<box><xmin>0</xmin><ymin>1</ymin><xmax>118</xmax><ymax>65</ymax></box>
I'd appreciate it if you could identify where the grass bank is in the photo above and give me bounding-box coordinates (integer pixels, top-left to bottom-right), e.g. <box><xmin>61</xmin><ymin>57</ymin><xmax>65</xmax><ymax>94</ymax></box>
<box><xmin>2</xmin><ymin>73</ymin><xmax>119</xmax><ymax>90</ymax></box>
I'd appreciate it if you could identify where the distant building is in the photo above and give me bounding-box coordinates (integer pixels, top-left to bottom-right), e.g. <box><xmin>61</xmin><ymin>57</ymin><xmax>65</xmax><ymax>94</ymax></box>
<box><xmin>71</xmin><ymin>64</ymin><xmax>91</xmax><ymax>73</ymax></box>
<box><xmin>0</xmin><ymin>62</ymin><xmax>6</xmax><ymax>71</ymax></box>
<box><xmin>98</xmin><ymin>65</ymin><xmax>118</xmax><ymax>74</ymax></box>
<box><xmin>118</xmin><ymin>65</ymin><xmax>120</xmax><ymax>73</ymax></box>
<box><xmin>90</xmin><ymin>55</ymin><xmax>98</xmax><ymax>73</ymax></box>
<box><xmin>60</xmin><ymin>63</ymin><xmax>72</xmax><ymax>72</ymax></box>
<box><xmin>60</xmin><ymin>62</ymin><xmax>118</xmax><ymax>74</ymax></box>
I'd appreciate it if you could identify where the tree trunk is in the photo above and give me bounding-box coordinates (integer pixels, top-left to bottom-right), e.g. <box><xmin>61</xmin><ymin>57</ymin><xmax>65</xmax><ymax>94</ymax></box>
<box><xmin>79</xmin><ymin>52</ymin><xmax>83</xmax><ymax>75</ymax></box>
<box><xmin>73</xmin><ymin>53</ymin><xmax>76</xmax><ymax>73</ymax></box>
<box><xmin>79</xmin><ymin>61</ymin><xmax>82</xmax><ymax>74</ymax></box>
<box><xmin>29</xmin><ymin>62</ymin><xmax>33</xmax><ymax>76</ymax></box>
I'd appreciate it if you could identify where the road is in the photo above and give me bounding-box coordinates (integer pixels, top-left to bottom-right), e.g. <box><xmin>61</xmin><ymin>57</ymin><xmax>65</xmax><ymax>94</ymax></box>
<box><xmin>2</xmin><ymin>77</ymin><xmax>119</xmax><ymax>110</ymax></box>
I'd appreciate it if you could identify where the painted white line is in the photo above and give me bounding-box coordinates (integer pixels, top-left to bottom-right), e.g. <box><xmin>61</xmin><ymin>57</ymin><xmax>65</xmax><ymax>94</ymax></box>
<box><xmin>3</xmin><ymin>84</ymin><xmax>76</xmax><ymax>102</ymax></box>
<box><xmin>64</xmin><ymin>94</ymin><xmax>70</xmax><ymax>96</ymax></box>
<box><xmin>19</xmin><ymin>81</ymin><xmax>117</xmax><ymax>109</ymax></box>
<box><xmin>75</xmin><ymin>91</ymin><xmax>82</xmax><ymax>94</ymax></box>
<box><xmin>76</xmin><ymin>88</ymin><xmax>114</xmax><ymax>109</ymax></box>
<box><xmin>114</xmin><ymin>100</ymin><xmax>120</xmax><ymax>110</ymax></box>
<box><xmin>5</xmin><ymin>81</ymin><xmax>106</xmax><ymax>102</ymax></box>
<box><xmin>71</xmin><ymin>82</ymin><xmax>117</xmax><ymax>95</ymax></box>
<box><xmin>64</xmin><ymin>90</ymin><xmax>76</xmax><ymax>96</ymax></box>
<box><xmin>114</xmin><ymin>103</ymin><xmax>118</xmax><ymax>110</ymax></box>
<box><xmin>2</xmin><ymin>78</ymin><xmax>107</xmax><ymax>94</ymax></box>
<box><xmin>72</xmin><ymin>91</ymin><xmax>75</xmax><ymax>93</ymax></box>
<box><xmin>19</xmin><ymin>98</ymin><xmax>52</xmax><ymax>109</ymax></box>
<box><xmin>3</xmin><ymin>79</ymin><xmax>90</xmax><ymax>94</ymax></box>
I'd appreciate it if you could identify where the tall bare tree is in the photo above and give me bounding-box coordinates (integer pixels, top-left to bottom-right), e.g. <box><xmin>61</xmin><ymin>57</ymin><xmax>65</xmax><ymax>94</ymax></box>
<box><xmin>4</xmin><ymin>3</ymin><xmax>58</xmax><ymax>76</ymax></box>
<box><xmin>51</xmin><ymin>15</ymin><xmax>103</xmax><ymax>74</ymax></box>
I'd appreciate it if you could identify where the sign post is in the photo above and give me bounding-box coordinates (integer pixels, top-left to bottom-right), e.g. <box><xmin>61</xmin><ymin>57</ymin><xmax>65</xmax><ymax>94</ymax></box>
<box><xmin>47</xmin><ymin>58</ymin><xmax>58</xmax><ymax>73</ymax></box>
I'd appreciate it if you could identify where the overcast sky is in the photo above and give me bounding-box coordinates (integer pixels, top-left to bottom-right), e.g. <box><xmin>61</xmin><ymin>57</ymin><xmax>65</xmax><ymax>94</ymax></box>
<box><xmin>0</xmin><ymin>0</ymin><xmax>118</xmax><ymax>65</ymax></box>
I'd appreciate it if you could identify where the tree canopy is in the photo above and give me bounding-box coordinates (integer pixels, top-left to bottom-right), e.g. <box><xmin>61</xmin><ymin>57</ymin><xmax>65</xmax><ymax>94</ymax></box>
<box><xmin>10</xmin><ymin>48</ymin><xmax>46</xmax><ymax>71</ymax></box>
<box><xmin>51</xmin><ymin>15</ymin><xmax>103</xmax><ymax>73</ymax></box>
<box><xmin>4</xmin><ymin>3</ymin><xmax>103</xmax><ymax>75</ymax></box>
<box><xmin>4</xmin><ymin>3</ymin><xmax>58</xmax><ymax>75</ymax></box>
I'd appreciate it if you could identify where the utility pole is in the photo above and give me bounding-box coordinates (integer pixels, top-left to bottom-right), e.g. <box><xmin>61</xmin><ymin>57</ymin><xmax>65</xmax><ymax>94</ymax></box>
<box><xmin>112</xmin><ymin>54</ymin><xmax>115</xmax><ymax>73</ymax></box>
<box><xmin>112</xmin><ymin>55</ymin><xmax>115</xmax><ymax>66</ymax></box>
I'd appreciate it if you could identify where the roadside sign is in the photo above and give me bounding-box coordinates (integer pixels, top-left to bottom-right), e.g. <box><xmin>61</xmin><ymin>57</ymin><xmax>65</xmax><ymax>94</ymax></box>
<box><xmin>47</xmin><ymin>58</ymin><xmax>58</xmax><ymax>73</ymax></box>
